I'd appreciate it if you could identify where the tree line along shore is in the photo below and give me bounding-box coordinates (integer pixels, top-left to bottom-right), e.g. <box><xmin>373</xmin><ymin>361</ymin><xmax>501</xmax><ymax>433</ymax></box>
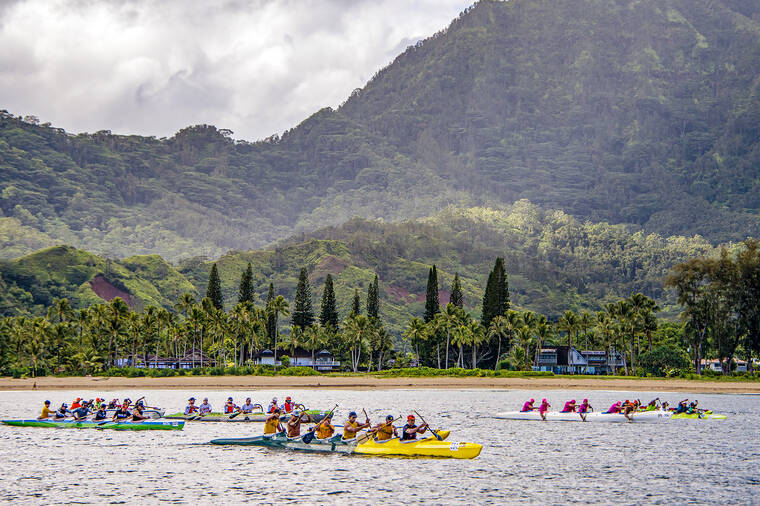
<box><xmin>1</xmin><ymin>241</ymin><xmax>759</xmax><ymax>380</ymax></box>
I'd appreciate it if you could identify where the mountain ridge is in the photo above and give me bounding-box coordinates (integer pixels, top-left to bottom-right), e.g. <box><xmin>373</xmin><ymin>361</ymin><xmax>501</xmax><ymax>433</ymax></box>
<box><xmin>2</xmin><ymin>0</ymin><xmax>760</xmax><ymax>262</ymax></box>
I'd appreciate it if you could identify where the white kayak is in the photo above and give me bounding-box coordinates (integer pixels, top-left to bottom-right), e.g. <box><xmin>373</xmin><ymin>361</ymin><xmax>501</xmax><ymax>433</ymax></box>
<box><xmin>494</xmin><ymin>410</ymin><xmax>672</xmax><ymax>423</ymax></box>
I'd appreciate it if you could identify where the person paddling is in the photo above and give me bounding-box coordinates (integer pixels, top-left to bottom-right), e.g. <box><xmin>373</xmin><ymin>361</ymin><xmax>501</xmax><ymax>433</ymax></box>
<box><xmin>184</xmin><ymin>398</ymin><xmax>199</xmax><ymax>416</ymax></box>
<box><xmin>55</xmin><ymin>403</ymin><xmax>70</xmax><ymax>419</ymax></box>
<box><xmin>538</xmin><ymin>399</ymin><xmax>551</xmax><ymax>421</ymax></box>
<box><xmin>577</xmin><ymin>399</ymin><xmax>592</xmax><ymax>421</ymax></box>
<box><xmin>560</xmin><ymin>399</ymin><xmax>577</xmax><ymax>413</ymax></box>
<box><xmin>93</xmin><ymin>404</ymin><xmax>108</xmax><ymax>421</ymax></box>
<box><xmin>286</xmin><ymin>411</ymin><xmax>313</xmax><ymax>438</ymax></box>
<box><xmin>521</xmin><ymin>399</ymin><xmax>536</xmax><ymax>412</ymax></box>
<box><xmin>71</xmin><ymin>403</ymin><xmax>91</xmax><ymax>421</ymax></box>
<box><xmin>267</xmin><ymin>398</ymin><xmax>279</xmax><ymax>413</ymax></box>
<box><xmin>645</xmin><ymin>398</ymin><xmax>660</xmax><ymax>411</ymax></box>
<box><xmin>71</xmin><ymin>397</ymin><xmax>83</xmax><ymax>410</ymax></box>
<box><xmin>606</xmin><ymin>401</ymin><xmax>622</xmax><ymax>414</ymax></box>
<box><xmin>400</xmin><ymin>414</ymin><xmax>428</xmax><ymax>440</ymax></box>
<box><xmin>674</xmin><ymin>399</ymin><xmax>689</xmax><ymax>414</ymax></box>
<box><xmin>313</xmin><ymin>413</ymin><xmax>336</xmax><ymax>440</ymax></box>
<box><xmin>37</xmin><ymin>400</ymin><xmax>56</xmax><ymax>420</ymax></box>
<box><xmin>622</xmin><ymin>399</ymin><xmax>637</xmax><ymax>421</ymax></box>
<box><xmin>264</xmin><ymin>408</ymin><xmax>284</xmax><ymax>436</ymax></box>
<box><xmin>224</xmin><ymin>397</ymin><xmax>239</xmax><ymax>414</ymax></box>
<box><xmin>112</xmin><ymin>401</ymin><xmax>132</xmax><ymax>422</ymax></box>
<box><xmin>240</xmin><ymin>398</ymin><xmax>256</xmax><ymax>414</ymax></box>
<box><xmin>131</xmin><ymin>404</ymin><xmax>148</xmax><ymax>422</ymax></box>
<box><xmin>373</xmin><ymin>415</ymin><xmax>398</xmax><ymax>441</ymax></box>
<box><xmin>342</xmin><ymin>411</ymin><xmax>370</xmax><ymax>441</ymax></box>
<box><xmin>199</xmin><ymin>397</ymin><xmax>213</xmax><ymax>415</ymax></box>
<box><xmin>282</xmin><ymin>396</ymin><xmax>296</xmax><ymax>413</ymax></box>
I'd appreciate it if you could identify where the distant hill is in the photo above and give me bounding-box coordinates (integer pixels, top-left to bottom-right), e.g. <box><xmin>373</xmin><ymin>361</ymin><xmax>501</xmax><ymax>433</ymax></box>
<box><xmin>2</xmin><ymin>0</ymin><xmax>760</xmax><ymax>262</ymax></box>
<box><xmin>0</xmin><ymin>245</ymin><xmax>197</xmax><ymax>315</ymax></box>
<box><xmin>1</xmin><ymin>204</ymin><xmax>719</xmax><ymax>334</ymax></box>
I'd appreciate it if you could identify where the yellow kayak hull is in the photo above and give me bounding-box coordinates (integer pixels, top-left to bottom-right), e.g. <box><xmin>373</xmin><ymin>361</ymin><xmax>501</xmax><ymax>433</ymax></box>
<box><xmin>355</xmin><ymin>431</ymin><xmax>482</xmax><ymax>459</ymax></box>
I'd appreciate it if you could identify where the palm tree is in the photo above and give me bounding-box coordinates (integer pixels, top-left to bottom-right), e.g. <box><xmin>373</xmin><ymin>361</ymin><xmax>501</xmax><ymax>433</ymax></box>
<box><xmin>48</xmin><ymin>298</ymin><xmax>73</xmax><ymax>324</ymax></box>
<box><xmin>403</xmin><ymin>317</ymin><xmax>428</xmax><ymax>367</ymax></box>
<box><xmin>488</xmin><ymin>315</ymin><xmax>510</xmax><ymax>368</ymax></box>
<box><xmin>468</xmin><ymin>320</ymin><xmax>486</xmax><ymax>369</ymax></box>
<box><xmin>579</xmin><ymin>311</ymin><xmax>594</xmax><ymax>351</ymax></box>
<box><xmin>187</xmin><ymin>306</ymin><xmax>205</xmax><ymax>367</ymax></box>
<box><xmin>614</xmin><ymin>300</ymin><xmax>633</xmax><ymax>375</ymax></box>
<box><xmin>434</xmin><ymin>304</ymin><xmax>463</xmax><ymax>369</ymax></box>
<box><xmin>106</xmin><ymin>298</ymin><xmax>129</xmax><ymax>367</ymax></box>
<box><xmin>450</xmin><ymin>322</ymin><xmax>470</xmax><ymax>368</ymax></box>
<box><xmin>534</xmin><ymin>317</ymin><xmax>552</xmax><ymax>368</ymax></box>
<box><xmin>268</xmin><ymin>295</ymin><xmax>290</xmax><ymax>369</ymax></box>
<box><xmin>302</xmin><ymin>324</ymin><xmax>325</xmax><ymax>365</ymax></box>
<box><xmin>516</xmin><ymin>326</ymin><xmax>535</xmax><ymax>371</ymax></box>
<box><xmin>175</xmin><ymin>292</ymin><xmax>196</xmax><ymax>318</ymax></box>
<box><xmin>558</xmin><ymin>310</ymin><xmax>578</xmax><ymax>348</ymax></box>
<box><xmin>343</xmin><ymin>315</ymin><xmax>374</xmax><ymax>372</ymax></box>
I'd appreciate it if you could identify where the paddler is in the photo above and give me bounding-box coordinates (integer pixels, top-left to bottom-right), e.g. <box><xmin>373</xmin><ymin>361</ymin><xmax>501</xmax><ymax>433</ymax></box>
<box><xmin>312</xmin><ymin>413</ymin><xmax>336</xmax><ymax>440</ymax></box>
<box><xmin>264</xmin><ymin>408</ymin><xmax>284</xmax><ymax>436</ymax></box>
<box><xmin>622</xmin><ymin>399</ymin><xmax>637</xmax><ymax>421</ymax></box>
<box><xmin>224</xmin><ymin>397</ymin><xmax>239</xmax><ymax>414</ymax></box>
<box><xmin>199</xmin><ymin>397</ymin><xmax>213</xmax><ymax>415</ymax></box>
<box><xmin>577</xmin><ymin>399</ymin><xmax>592</xmax><ymax>421</ymax></box>
<box><xmin>267</xmin><ymin>397</ymin><xmax>279</xmax><ymax>413</ymax></box>
<box><xmin>687</xmin><ymin>400</ymin><xmax>700</xmax><ymax>414</ymax></box>
<box><xmin>521</xmin><ymin>398</ymin><xmax>536</xmax><ymax>412</ymax></box>
<box><xmin>674</xmin><ymin>399</ymin><xmax>689</xmax><ymax>414</ymax></box>
<box><xmin>560</xmin><ymin>399</ymin><xmax>577</xmax><ymax>413</ymax></box>
<box><xmin>71</xmin><ymin>397</ymin><xmax>83</xmax><ymax>410</ymax></box>
<box><xmin>372</xmin><ymin>415</ymin><xmax>398</xmax><ymax>441</ymax></box>
<box><xmin>282</xmin><ymin>396</ymin><xmax>296</xmax><ymax>413</ymax></box>
<box><xmin>240</xmin><ymin>398</ymin><xmax>256</xmax><ymax>413</ymax></box>
<box><xmin>538</xmin><ymin>398</ymin><xmax>550</xmax><ymax>421</ymax></box>
<box><xmin>131</xmin><ymin>404</ymin><xmax>148</xmax><ymax>422</ymax></box>
<box><xmin>286</xmin><ymin>410</ymin><xmax>313</xmax><ymax>438</ymax></box>
<box><xmin>342</xmin><ymin>411</ymin><xmax>371</xmax><ymax>441</ymax></box>
<box><xmin>400</xmin><ymin>414</ymin><xmax>428</xmax><ymax>440</ymax></box>
<box><xmin>606</xmin><ymin>401</ymin><xmax>622</xmax><ymax>414</ymax></box>
<box><xmin>107</xmin><ymin>398</ymin><xmax>119</xmax><ymax>409</ymax></box>
<box><xmin>93</xmin><ymin>404</ymin><xmax>108</xmax><ymax>421</ymax></box>
<box><xmin>112</xmin><ymin>401</ymin><xmax>132</xmax><ymax>421</ymax></box>
<box><xmin>37</xmin><ymin>400</ymin><xmax>56</xmax><ymax>420</ymax></box>
<box><xmin>645</xmin><ymin>398</ymin><xmax>660</xmax><ymax>411</ymax></box>
<box><xmin>184</xmin><ymin>397</ymin><xmax>199</xmax><ymax>416</ymax></box>
<box><xmin>55</xmin><ymin>403</ymin><xmax>69</xmax><ymax>419</ymax></box>
<box><xmin>71</xmin><ymin>403</ymin><xmax>91</xmax><ymax>421</ymax></box>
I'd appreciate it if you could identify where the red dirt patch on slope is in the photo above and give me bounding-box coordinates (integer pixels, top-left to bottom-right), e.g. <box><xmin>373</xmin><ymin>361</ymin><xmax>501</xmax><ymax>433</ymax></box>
<box><xmin>316</xmin><ymin>255</ymin><xmax>347</xmax><ymax>275</ymax></box>
<box><xmin>90</xmin><ymin>275</ymin><xmax>132</xmax><ymax>306</ymax></box>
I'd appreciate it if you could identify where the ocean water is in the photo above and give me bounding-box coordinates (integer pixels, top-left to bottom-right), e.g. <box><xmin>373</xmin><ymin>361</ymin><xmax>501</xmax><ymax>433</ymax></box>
<box><xmin>0</xmin><ymin>388</ymin><xmax>757</xmax><ymax>504</ymax></box>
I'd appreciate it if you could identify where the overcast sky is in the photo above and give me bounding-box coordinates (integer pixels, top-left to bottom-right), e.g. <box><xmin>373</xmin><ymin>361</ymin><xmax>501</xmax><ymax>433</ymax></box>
<box><xmin>0</xmin><ymin>0</ymin><xmax>472</xmax><ymax>140</ymax></box>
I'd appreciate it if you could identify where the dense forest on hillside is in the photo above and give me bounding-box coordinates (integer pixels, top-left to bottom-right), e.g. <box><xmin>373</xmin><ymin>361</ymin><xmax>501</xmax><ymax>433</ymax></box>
<box><xmin>0</xmin><ymin>203</ymin><xmax>721</xmax><ymax>335</ymax></box>
<box><xmin>2</xmin><ymin>0</ymin><xmax>760</xmax><ymax>261</ymax></box>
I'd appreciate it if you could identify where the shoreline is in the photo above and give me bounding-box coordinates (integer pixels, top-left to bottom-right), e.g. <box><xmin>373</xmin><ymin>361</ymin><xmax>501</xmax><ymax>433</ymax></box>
<box><xmin>1</xmin><ymin>375</ymin><xmax>758</xmax><ymax>394</ymax></box>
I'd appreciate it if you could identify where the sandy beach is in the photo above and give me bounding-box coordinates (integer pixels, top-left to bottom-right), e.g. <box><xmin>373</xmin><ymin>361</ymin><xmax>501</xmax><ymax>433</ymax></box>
<box><xmin>1</xmin><ymin>375</ymin><xmax>758</xmax><ymax>393</ymax></box>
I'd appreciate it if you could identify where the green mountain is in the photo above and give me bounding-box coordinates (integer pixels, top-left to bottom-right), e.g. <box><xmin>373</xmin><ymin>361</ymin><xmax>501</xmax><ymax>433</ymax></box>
<box><xmin>1</xmin><ymin>0</ymin><xmax>759</xmax><ymax>262</ymax></box>
<box><xmin>0</xmin><ymin>245</ymin><xmax>197</xmax><ymax>315</ymax></box>
<box><xmin>1</xmin><ymin>203</ymin><xmax>719</xmax><ymax>335</ymax></box>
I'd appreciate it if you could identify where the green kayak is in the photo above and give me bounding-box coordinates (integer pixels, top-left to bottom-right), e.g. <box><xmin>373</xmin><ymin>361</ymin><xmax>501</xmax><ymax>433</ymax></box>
<box><xmin>2</xmin><ymin>418</ymin><xmax>185</xmax><ymax>430</ymax></box>
<box><xmin>165</xmin><ymin>410</ymin><xmax>327</xmax><ymax>422</ymax></box>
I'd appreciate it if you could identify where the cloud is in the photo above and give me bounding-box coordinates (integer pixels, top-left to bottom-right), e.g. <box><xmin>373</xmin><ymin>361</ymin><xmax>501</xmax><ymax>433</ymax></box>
<box><xmin>0</xmin><ymin>0</ymin><xmax>472</xmax><ymax>140</ymax></box>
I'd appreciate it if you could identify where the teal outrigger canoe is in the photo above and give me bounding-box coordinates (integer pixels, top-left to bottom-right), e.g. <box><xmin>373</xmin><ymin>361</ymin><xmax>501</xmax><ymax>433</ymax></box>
<box><xmin>209</xmin><ymin>430</ymin><xmax>482</xmax><ymax>459</ymax></box>
<box><xmin>1</xmin><ymin>418</ymin><xmax>184</xmax><ymax>430</ymax></box>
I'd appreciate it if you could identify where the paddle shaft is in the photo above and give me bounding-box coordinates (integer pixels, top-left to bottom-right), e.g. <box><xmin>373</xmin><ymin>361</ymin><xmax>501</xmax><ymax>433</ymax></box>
<box><xmin>413</xmin><ymin>410</ymin><xmax>442</xmax><ymax>441</ymax></box>
<box><xmin>357</xmin><ymin>416</ymin><xmax>400</xmax><ymax>445</ymax></box>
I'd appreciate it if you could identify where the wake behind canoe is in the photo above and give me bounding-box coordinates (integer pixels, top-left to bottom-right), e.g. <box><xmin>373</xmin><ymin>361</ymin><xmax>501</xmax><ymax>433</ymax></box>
<box><xmin>1</xmin><ymin>419</ymin><xmax>185</xmax><ymax>430</ymax></box>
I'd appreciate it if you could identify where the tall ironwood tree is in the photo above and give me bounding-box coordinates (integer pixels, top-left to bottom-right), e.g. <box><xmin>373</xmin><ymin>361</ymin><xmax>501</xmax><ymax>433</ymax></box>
<box><xmin>424</xmin><ymin>265</ymin><xmax>440</xmax><ymax>323</ymax></box>
<box><xmin>319</xmin><ymin>274</ymin><xmax>339</xmax><ymax>327</ymax></box>
<box><xmin>292</xmin><ymin>268</ymin><xmax>315</xmax><ymax>330</ymax></box>
<box><xmin>206</xmin><ymin>263</ymin><xmax>224</xmax><ymax>310</ymax></box>
<box><xmin>238</xmin><ymin>262</ymin><xmax>254</xmax><ymax>304</ymax></box>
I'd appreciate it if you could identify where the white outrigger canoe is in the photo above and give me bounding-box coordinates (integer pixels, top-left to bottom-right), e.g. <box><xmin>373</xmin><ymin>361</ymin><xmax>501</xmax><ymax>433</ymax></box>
<box><xmin>495</xmin><ymin>410</ymin><xmax>672</xmax><ymax>423</ymax></box>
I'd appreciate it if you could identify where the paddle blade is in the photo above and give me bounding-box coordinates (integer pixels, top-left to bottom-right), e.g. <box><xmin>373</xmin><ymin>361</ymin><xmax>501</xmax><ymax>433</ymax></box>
<box><xmin>302</xmin><ymin>430</ymin><xmax>315</xmax><ymax>444</ymax></box>
<box><xmin>430</xmin><ymin>428</ymin><xmax>443</xmax><ymax>441</ymax></box>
